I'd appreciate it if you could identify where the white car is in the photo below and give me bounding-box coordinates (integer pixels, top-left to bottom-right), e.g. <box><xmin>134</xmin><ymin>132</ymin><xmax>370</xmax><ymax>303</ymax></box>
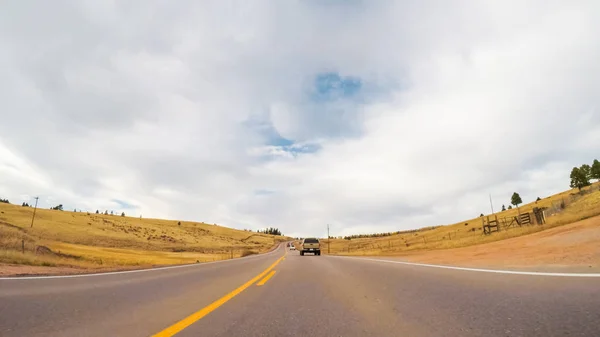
<box><xmin>289</xmin><ymin>244</ymin><xmax>296</xmax><ymax>251</ymax></box>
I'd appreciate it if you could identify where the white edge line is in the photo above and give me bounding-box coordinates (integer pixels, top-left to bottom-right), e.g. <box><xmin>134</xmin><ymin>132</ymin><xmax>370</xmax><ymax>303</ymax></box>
<box><xmin>330</xmin><ymin>255</ymin><xmax>600</xmax><ymax>277</ymax></box>
<box><xmin>0</xmin><ymin>243</ymin><xmax>286</xmax><ymax>281</ymax></box>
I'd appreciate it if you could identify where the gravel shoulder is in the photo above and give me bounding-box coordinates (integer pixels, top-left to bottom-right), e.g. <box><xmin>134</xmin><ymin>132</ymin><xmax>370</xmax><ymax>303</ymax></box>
<box><xmin>0</xmin><ymin>264</ymin><xmax>147</xmax><ymax>277</ymax></box>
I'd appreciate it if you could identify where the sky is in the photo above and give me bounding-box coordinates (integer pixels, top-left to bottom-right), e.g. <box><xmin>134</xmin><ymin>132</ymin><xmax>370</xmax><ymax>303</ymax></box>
<box><xmin>1</xmin><ymin>1</ymin><xmax>599</xmax><ymax>238</ymax></box>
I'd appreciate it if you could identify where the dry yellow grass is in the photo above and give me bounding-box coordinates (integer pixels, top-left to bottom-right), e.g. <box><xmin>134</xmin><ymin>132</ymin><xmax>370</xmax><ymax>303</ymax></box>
<box><xmin>0</xmin><ymin>204</ymin><xmax>286</xmax><ymax>269</ymax></box>
<box><xmin>324</xmin><ymin>183</ymin><xmax>600</xmax><ymax>256</ymax></box>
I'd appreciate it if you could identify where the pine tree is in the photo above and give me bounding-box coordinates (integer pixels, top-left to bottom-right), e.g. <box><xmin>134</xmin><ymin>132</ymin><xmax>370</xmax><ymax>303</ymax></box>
<box><xmin>570</xmin><ymin>166</ymin><xmax>591</xmax><ymax>191</ymax></box>
<box><xmin>590</xmin><ymin>159</ymin><xmax>600</xmax><ymax>181</ymax></box>
<box><xmin>511</xmin><ymin>192</ymin><xmax>522</xmax><ymax>208</ymax></box>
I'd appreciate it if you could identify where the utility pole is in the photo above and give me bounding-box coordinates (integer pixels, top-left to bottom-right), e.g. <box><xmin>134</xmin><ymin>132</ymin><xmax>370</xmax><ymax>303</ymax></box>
<box><xmin>489</xmin><ymin>194</ymin><xmax>495</xmax><ymax>214</ymax></box>
<box><xmin>30</xmin><ymin>196</ymin><xmax>39</xmax><ymax>228</ymax></box>
<box><xmin>327</xmin><ymin>224</ymin><xmax>330</xmax><ymax>254</ymax></box>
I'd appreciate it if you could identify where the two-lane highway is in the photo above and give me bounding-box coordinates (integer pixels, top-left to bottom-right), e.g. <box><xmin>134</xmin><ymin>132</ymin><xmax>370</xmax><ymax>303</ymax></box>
<box><xmin>2</xmin><ymin>244</ymin><xmax>600</xmax><ymax>336</ymax></box>
<box><xmin>0</xmin><ymin>245</ymin><xmax>286</xmax><ymax>337</ymax></box>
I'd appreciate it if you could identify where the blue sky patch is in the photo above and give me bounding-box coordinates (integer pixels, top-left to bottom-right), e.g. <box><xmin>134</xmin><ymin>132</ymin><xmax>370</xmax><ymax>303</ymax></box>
<box><xmin>244</xmin><ymin>114</ymin><xmax>321</xmax><ymax>158</ymax></box>
<box><xmin>112</xmin><ymin>199</ymin><xmax>136</xmax><ymax>209</ymax></box>
<box><xmin>243</xmin><ymin>116</ymin><xmax>293</xmax><ymax>147</ymax></box>
<box><xmin>312</xmin><ymin>72</ymin><xmax>363</xmax><ymax>102</ymax></box>
<box><xmin>281</xmin><ymin>142</ymin><xmax>321</xmax><ymax>154</ymax></box>
<box><xmin>253</xmin><ymin>189</ymin><xmax>275</xmax><ymax>196</ymax></box>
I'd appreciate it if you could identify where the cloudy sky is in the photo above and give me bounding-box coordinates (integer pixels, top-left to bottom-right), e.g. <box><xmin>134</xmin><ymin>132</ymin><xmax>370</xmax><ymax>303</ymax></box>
<box><xmin>1</xmin><ymin>1</ymin><xmax>599</xmax><ymax>237</ymax></box>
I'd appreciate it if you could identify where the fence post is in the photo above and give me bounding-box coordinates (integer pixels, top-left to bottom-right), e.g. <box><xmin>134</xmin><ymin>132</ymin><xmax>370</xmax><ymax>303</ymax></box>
<box><xmin>542</xmin><ymin>210</ymin><xmax>546</xmax><ymax>224</ymax></box>
<box><xmin>22</xmin><ymin>239</ymin><xmax>25</xmax><ymax>254</ymax></box>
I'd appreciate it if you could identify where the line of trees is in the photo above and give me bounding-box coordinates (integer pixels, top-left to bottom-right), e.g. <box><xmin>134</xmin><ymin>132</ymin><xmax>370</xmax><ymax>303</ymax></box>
<box><xmin>343</xmin><ymin>226</ymin><xmax>441</xmax><ymax>240</ymax></box>
<box><xmin>0</xmin><ymin>198</ymin><xmax>9</xmax><ymax>204</ymax></box>
<box><xmin>570</xmin><ymin>159</ymin><xmax>600</xmax><ymax>191</ymax></box>
<box><xmin>94</xmin><ymin>210</ymin><xmax>116</xmax><ymax>215</ymax></box>
<box><xmin>500</xmin><ymin>204</ymin><xmax>514</xmax><ymax>211</ymax></box>
<box><xmin>257</xmin><ymin>227</ymin><xmax>283</xmax><ymax>236</ymax></box>
<box><xmin>344</xmin><ymin>232</ymin><xmax>396</xmax><ymax>240</ymax></box>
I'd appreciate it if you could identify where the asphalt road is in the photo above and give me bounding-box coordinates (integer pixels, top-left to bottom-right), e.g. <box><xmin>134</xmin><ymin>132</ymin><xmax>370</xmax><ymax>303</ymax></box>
<box><xmin>1</xmin><ymin>244</ymin><xmax>599</xmax><ymax>337</ymax></box>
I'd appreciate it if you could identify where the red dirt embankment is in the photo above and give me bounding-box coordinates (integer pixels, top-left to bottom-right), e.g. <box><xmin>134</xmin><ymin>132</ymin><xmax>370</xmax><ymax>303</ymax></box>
<box><xmin>399</xmin><ymin>215</ymin><xmax>600</xmax><ymax>272</ymax></box>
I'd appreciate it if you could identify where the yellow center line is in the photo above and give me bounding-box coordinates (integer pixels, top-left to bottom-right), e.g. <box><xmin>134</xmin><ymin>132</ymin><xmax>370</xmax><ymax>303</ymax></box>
<box><xmin>256</xmin><ymin>270</ymin><xmax>276</xmax><ymax>286</ymax></box>
<box><xmin>152</xmin><ymin>251</ymin><xmax>286</xmax><ymax>337</ymax></box>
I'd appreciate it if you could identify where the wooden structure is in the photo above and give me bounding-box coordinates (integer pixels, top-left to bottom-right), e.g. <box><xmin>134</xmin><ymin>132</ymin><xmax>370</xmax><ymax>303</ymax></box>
<box><xmin>519</xmin><ymin>212</ymin><xmax>532</xmax><ymax>225</ymax></box>
<box><xmin>500</xmin><ymin>216</ymin><xmax>520</xmax><ymax>229</ymax></box>
<box><xmin>532</xmin><ymin>207</ymin><xmax>546</xmax><ymax>225</ymax></box>
<box><xmin>482</xmin><ymin>215</ymin><xmax>500</xmax><ymax>235</ymax></box>
<box><xmin>485</xmin><ymin>207</ymin><xmax>547</xmax><ymax>236</ymax></box>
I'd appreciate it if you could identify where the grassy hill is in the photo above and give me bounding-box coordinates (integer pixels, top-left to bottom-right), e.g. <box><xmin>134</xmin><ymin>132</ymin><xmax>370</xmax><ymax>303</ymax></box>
<box><xmin>0</xmin><ymin>204</ymin><xmax>287</xmax><ymax>270</ymax></box>
<box><xmin>2</xmin><ymin>183</ymin><xmax>599</xmax><ymax>270</ymax></box>
<box><xmin>323</xmin><ymin>183</ymin><xmax>600</xmax><ymax>256</ymax></box>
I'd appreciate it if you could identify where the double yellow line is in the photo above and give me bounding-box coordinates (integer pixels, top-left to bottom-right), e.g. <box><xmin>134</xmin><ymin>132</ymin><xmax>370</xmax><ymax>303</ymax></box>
<box><xmin>153</xmin><ymin>251</ymin><xmax>286</xmax><ymax>337</ymax></box>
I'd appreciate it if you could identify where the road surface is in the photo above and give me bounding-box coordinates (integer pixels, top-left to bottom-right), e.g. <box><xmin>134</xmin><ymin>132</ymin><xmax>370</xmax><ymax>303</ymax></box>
<box><xmin>1</xmin><ymin>244</ymin><xmax>599</xmax><ymax>336</ymax></box>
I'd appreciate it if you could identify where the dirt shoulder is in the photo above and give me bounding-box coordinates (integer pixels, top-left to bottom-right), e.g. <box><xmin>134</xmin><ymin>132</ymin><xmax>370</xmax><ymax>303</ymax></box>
<box><xmin>371</xmin><ymin>215</ymin><xmax>600</xmax><ymax>273</ymax></box>
<box><xmin>0</xmin><ymin>264</ymin><xmax>151</xmax><ymax>277</ymax></box>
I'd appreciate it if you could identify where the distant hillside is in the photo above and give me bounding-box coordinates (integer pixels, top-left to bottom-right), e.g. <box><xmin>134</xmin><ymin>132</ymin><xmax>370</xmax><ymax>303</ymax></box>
<box><xmin>0</xmin><ymin>203</ymin><xmax>287</xmax><ymax>269</ymax></box>
<box><xmin>325</xmin><ymin>183</ymin><xmax>600</xmax><ymax>256</ymax></box>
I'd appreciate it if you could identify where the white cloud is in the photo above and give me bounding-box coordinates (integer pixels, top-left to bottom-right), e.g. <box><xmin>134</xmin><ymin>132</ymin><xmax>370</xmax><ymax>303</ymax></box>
<box><xmin>1</xmin><ymin>1</ymin><xmax>599</xmax><ymax>238</ymax></box>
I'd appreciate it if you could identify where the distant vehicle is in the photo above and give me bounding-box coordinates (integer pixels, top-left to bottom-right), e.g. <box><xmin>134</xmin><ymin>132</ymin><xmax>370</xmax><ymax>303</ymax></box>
<box><xmin>300</xmin><ymin>238</ymin><xmax>320</xmax><ymax>256</ymax></box>
<box><xmin>289</xmin><ymin>244</ymin><xmax>296</xmax><ymax>251</ymax></box>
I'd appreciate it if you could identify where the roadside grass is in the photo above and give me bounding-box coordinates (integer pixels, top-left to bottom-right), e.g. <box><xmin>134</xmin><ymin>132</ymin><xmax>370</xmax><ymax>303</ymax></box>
<box><xmin>47</xmin><ymin>242</ymin><xmax>237</xmax><ymax>266</ymax></box>
<box><xmin>325</xmin><ymin>183</ymin><xmax>600</xmax><ymax>256</ymax></box>
<box><xmin>0</xmin><ymin>204</ymin><xmax>286</xmax><ymax>269</ymax></box>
